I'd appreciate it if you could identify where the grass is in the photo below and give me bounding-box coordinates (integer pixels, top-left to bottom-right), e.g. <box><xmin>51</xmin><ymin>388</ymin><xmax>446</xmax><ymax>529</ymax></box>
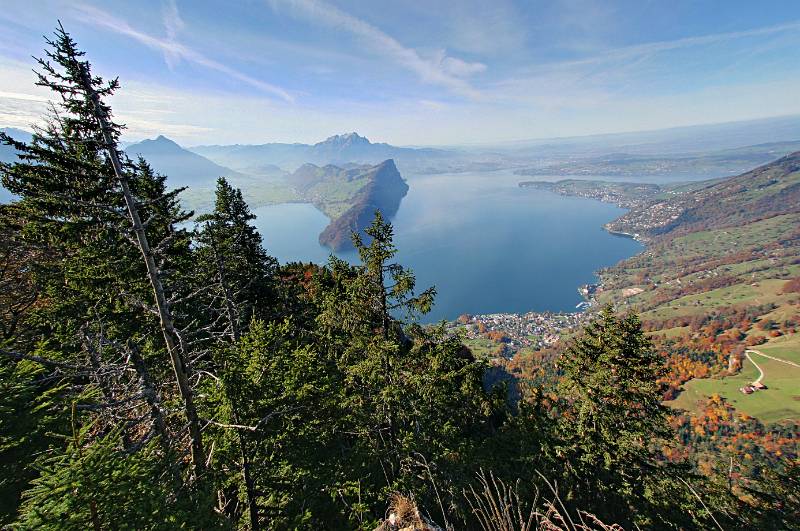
<box><xmin>758</xmin><ymin>334</ymin><xmax>800</xmax><ymax>365</ymax></box>
<box><xmin>463</xmin><ymin>337</ymin><xmax>503</xmax><ymax>359</ymax></box>
<box><xmin>305</xmin><ymin>176</ymin><xmax>370</xmax><ymax>219</ymax></box>
<box><xmin>588</xmin><ymin>186</ymin><xmax>800</xmax><ymax>423</ymax></box>
<box><xmin>649</xmin><ymin>326</ymin><xmax>690</xmax><ymax>339</ymax></box>
<box><xmin>668</xmin><ymin>333</ymin><xmax>800</xmax><ymax>423</ymax></box>
<box><xmin>641</xmin><ymin>280</ymin><xmax>789</xmax><ymax>320</ymax></box>
<box><xmin>181</xmin><ymin>180</ymin><xmax>301</xmax><ymax>216</ymax></box>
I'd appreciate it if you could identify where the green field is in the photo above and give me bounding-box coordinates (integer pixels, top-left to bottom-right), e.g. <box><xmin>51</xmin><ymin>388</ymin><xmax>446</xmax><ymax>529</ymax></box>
<box><xmin>181</xmin><ymin>180</ymin><xmax>301</xmax><ymax>216</ymax></box>
<box><xmin>759</xmin><ymin>334</ymin><xmax>800</xmax><ymax>365</ymax></box>
<box><xmin>650</xmin><ymin>325</ymin><xmax>690</xmax><ymax>339</ymax></box>
<box><xmin>462</xmin><ymin>337</ymin><xmax>504</xmax><ymax>359</ymax></box>
<box><xmin>668</xmin><ymin>335</ymin><xmax>800</xmax><ymax>423</ymax></box>
<box><xmin>641</xmin><ymin>279</ymin><xmax>791</xmax><ymax>320</ymax></box>
<box><xmin>305</xmin><ymin>176</ymin><xmax>369</xmax><ymax>219</ymax></box>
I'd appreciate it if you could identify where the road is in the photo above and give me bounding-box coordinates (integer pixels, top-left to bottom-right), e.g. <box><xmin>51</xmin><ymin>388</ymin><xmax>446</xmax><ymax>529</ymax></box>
<box><xmin>748</xmin><ymin>348</ymin><xmax>800</xmax><ymax>369</ymax></box>
<box><xmin>744</xmin><ymin>348</ymin><xmax>800</xmax><ymax>387</ymax></box>
<box><xmin>744</xmin><ymin>350</ymin><xmax>765</xmax><ymax>384</ymax></box>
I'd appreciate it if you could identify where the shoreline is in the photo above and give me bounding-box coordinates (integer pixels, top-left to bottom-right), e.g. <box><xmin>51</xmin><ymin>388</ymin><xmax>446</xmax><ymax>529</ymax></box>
<box><xmin>448</xmin><ymin>185</ymin><xmax>653</xmax><ymax>352</ymax></box>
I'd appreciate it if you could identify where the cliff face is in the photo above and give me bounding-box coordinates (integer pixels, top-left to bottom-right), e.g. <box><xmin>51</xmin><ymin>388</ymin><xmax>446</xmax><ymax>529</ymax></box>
<box><xmin>317</xmin><ymin>159</ymin><xmax>409</xmax><ymax>251</ymax></box>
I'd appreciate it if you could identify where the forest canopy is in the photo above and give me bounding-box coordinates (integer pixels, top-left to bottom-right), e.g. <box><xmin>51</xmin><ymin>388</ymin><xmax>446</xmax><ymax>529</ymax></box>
<box><xmin>0</xmin><ymin>26</ymin><xmax>798</xmax><ymax>530</ymax></box>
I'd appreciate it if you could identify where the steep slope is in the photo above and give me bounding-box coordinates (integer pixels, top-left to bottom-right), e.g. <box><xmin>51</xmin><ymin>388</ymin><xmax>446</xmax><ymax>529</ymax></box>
<box><xmin>528</xmin><ymin>155</ymin><xmax>800</xmax><ymax>423</ymax></box>
<box><xmin>287</xmin><ymin>159</ymin><xmax>408</xmax><ymax>251</ymax></box>
<box><xmin>607</xmin><ymin>152</ymin><xmax>800</xmax><ymax>239</ymax></box>
<box><xmin>126</xmin><ymin>135</ymin><xmax>240</xmax><ymax>188</ymax></box>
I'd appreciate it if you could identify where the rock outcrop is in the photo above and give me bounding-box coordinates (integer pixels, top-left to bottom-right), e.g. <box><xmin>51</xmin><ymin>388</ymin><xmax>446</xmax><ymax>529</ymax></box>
<box><xmin>317</xmin><ymin>159</ymin><xmax>408</xmax><ymax>251</ymax></box>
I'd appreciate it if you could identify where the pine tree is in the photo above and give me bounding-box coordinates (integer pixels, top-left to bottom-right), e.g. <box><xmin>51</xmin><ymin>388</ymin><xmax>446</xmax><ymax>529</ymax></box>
<box><xmin>193</xmin><ymin>178</ymin><xmax>280</xmax><ymax>529</ymax></box>
<box><xmin>0</xmin><ymin>26</ymin><xmax>212</xmax><ymax>525</ymax></box>
<box><xmin>314</xmin><ymin>212</ymin><xmax>502</xmax><ymax>525</ymax></box>
<box><xmin>194</xmin><ymin>177</ymin><xmax>278</xmax><ymax>340</ymax></box>
<box><xmin>317</xmin><ymin>212</ymin><xmax>435</xmax><ymax>471</ymax></box>
<box><xmin>211</xmin><ymin>319</ymin><xmax>342</xmax><ymax>529</ymax></box>
<box><xmin>555</xmin><ymin>307</ymin><xmax>684</xmax><ymax>526</ymax></box>
<box><xmin>13</xmin><ymin>425</ymin><xmax>215</xmax><ymax>530</ymax></box>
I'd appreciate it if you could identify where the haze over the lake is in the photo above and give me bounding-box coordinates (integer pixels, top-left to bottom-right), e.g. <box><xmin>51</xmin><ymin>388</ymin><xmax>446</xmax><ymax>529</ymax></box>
<box><xmin>2</xmin><ymin>1</ymin><xmax>800</xmax><ymax>146</ymax></box>
<box><xmin>253</xmin><ymin>170</ymin><xmax>642</xmax><ymax>321</ymax></box>
<box><xmin>3</xmin><ymin>1</ymin><xmax>800</xmax><ymax>321</ymax></box>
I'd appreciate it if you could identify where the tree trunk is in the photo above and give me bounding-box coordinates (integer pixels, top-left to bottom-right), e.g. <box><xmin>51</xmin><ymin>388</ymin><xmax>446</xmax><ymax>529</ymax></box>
<box><xmin>76</xmin><ymin>64</ymin><xmax>205</xmax><ymax>477</ymax></box>
<box><xmin>379</xmin><ymin>266</ymin><xmax>397</xmax><ymax>456</ymax></box>
<box><xmin>210</xmin><ymin>239</ymin><xmax>261</xmax><ymax>530</ymax></box>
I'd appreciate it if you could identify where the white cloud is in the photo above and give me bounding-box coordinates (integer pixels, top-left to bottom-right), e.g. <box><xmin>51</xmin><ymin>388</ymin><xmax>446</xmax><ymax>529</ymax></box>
<box><xmin>546</xmin><ymin>19</ymin><xmax>800</xmax><ymax>71</ymax></box>
<box><xmin>487</xmin><ymin>18</ymin><xmax>800</xmax><ymax>113</ymax></box>
<box><xmin>70</xmin><ymin>3</ymin><xmax>295</xmax><ymax>103</ymax></box>
<box><xmin>0</xmin><ymin>90</ymin><xmax>49</xmax><ymax>103</ymax></box>
<box><xmin>2</xmin><ymin>4</ymin><xmax>799</xmax><ymax>146</ymax></box>
<box><xmin>269</xmin><ymin>0</ymin><xmax>484</xmax><ymax>99</ymax></box>
<box><xmin>161</xmin><ymin>0</ymin><xmax>185</xmax><ymax>69</ymax></box>
<box><xmin>435</xmin><ymin>53</ymin><xmax>487</xmax><ymax>78</ymax></box>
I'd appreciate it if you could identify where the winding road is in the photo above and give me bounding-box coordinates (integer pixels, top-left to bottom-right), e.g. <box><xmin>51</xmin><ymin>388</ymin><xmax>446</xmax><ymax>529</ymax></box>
<box><xmin>744</xmin><ymin>350</ymin><xmax>765</xmax><ymax>384</ymax></box>
<box><xmin>744</xmin><ymin>348</ymin><xmax>800</xmax><ymax>386</ymax></box>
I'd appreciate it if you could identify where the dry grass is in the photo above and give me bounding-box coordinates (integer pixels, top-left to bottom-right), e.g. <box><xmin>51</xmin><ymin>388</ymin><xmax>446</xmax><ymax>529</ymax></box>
<box><xmin>375</xmin><ymin>471</ymin><xmax>623</xmax><ymax>531</ymax></box>
<box><xmin>374</xmin><ymin>493</ymin><xmax>443</xmax><ymax>530</ymax></box>
<box><xmin>464</xmin><ymin>470</ymin><xmax>623</xmax><ymax>531</ymax></box>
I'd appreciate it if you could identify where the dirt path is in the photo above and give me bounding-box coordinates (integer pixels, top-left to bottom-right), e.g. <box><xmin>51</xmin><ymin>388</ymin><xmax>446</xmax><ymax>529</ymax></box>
<box><xmin>748</xmin><ymin>348</ymin><xmax>800</xmax><ymax>369</ymax></box>
<box><xmin>744</xmin><ymin>350</ymin><xmax>765</xmax><ymax>384</ymax></box>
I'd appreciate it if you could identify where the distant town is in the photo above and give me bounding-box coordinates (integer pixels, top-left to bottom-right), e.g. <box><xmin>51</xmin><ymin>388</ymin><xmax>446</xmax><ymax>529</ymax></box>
<box><xmin>448</xmin><ymin>309</ymin><xmax>588</xmax><ymax>356</ymax></box>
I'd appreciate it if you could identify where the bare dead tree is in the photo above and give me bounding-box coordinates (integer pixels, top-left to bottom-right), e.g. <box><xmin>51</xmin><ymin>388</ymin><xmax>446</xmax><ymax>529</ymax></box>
<box><xmin>70</xmin><ymin>53</ymin><xmax>205</xmax><ymax>477</ymax></box>
<box><xmin>1</xmin><ymin>328</ymin><xmax>175</xmax><ymax>464</ymax></box>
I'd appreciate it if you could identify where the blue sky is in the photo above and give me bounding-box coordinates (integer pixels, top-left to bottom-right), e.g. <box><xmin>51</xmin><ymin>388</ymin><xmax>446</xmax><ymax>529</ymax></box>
<box><xmin>1</xmin><ymin>0</ymin><xmax>800</xmax><ymax>145</ymax></box>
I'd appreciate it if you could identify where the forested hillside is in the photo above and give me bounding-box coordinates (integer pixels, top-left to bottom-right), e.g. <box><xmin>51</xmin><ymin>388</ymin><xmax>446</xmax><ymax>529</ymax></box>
<box><xmin>1</xmin><ymin>27</ymin><xmax>798</xmax><ymax>530</ymax></box>
<box><xmin>593</xmin><ymin>156</ymin><xmax>800</xmax><ymax>420</ymax></box>
<box><xmin>516</xmin><ymin>152</ymin><xmax>800</xmax><ymax>512</ymax></box>
<box><xmin>606</xmin><ymin>152</ymin><xmax>800</xmax><ymax>239</ymax></box>
<box><xmin>303</xmin><ymin>160</ymin><xmax>409</xmax><ymax>250</ymax></box>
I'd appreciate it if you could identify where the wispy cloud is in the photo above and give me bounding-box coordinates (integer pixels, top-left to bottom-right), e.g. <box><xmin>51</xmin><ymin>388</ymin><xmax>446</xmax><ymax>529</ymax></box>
<box><xmin>545</xmin><ymin>20</ymin><xmax>800</xmax><ymax>71</ymax></box>
<box><xmin>70</xmin><ymin>3</ymin><xmax>295</xmax><ymax>103</ymax></box>
<box><xmin>435</xmin><ymin>52</ymin><xmax>487</xmax><ymax>78</ymax></box>
<box><xmin>0</xmin><ymin>90</ymin><xmax>49</xmax><ymax>103</ymax></box>
<box><xmin>490</xmin><ymin>19</ymin><xmax>800</xmax><ymax>110</ymax></box>
<box><xmin>161</xmin><ymin>0</ymin><xmax>185</xmax><ymax>69</ymax></box>
<box><xmin>269</xmin><ymin>0</ymin><xmax>485</xmax><ymax>99</ymax></box>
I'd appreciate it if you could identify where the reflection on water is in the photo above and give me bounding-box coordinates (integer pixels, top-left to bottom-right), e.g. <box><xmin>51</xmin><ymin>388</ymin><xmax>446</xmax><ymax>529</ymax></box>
<box><xmin>253</xmin><ymin>170</ymin><xmax>642</xmax><ymax>322</ymax></box>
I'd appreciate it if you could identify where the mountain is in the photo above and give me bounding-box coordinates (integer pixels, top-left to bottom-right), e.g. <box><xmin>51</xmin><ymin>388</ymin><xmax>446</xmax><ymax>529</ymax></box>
<box><xmin>606</xmin><ymin>152</ymin><xmax>800</xmax><ymax>239</ymax></box>
<box><xmin>531</xmin><ymin>155</ymin><xmax>800</xmax><ymax>423</ymax></box>
<box><xmin>191</xmin><ymin>133</ymin><xmax>451</xmax><ymax>173</ymax></box>
<box><xmin>500</xmin><ymin>114</ymin><xmax>800</xmax><ymax>157</ymax></box>
<box><xmin>514</xmin><ymin>140</ymin><xmax>800</xmax><ymax>181</ymax></box>
<box><xmin>286</xmin><ymin>159</ymin><xmax>409</xmax><ymax>251</ymax></box>
<box><xmin>125</xmin><ymin>135</ymin><xmax>240</xmax><ymax>188</ymax></box>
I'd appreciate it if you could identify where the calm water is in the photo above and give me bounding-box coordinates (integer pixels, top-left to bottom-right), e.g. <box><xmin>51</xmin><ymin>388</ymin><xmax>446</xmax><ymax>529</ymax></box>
<box><xmin>253</xmin><ymin>170</ymin><xmax>642</xmax><ymax>322</ymax></box>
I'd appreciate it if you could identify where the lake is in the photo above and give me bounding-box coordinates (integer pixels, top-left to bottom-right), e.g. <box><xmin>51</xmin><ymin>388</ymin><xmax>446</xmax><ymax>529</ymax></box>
<box><xmin>252</xmin><ymin>170</ymin><xmax>642</xmax><ymax>322</ymax></box>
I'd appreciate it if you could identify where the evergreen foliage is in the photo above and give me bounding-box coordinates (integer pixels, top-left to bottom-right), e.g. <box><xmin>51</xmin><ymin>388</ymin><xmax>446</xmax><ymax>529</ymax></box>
<box><xmin>0</xmin><ymin>25</ymin><xmax>797</xmax><ymax>531</ymax></box>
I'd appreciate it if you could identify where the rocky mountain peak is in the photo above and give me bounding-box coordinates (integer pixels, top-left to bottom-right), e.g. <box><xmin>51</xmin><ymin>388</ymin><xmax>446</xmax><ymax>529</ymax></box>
<box><xmin>317</xmin><ymin>132</ymin><xmax>371</xmax><ymax>148</ymax></box>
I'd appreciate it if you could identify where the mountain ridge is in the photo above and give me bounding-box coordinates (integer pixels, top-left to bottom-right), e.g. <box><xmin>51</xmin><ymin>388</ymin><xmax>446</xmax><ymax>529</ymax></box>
<box><xmin>190</xmin><ymin>132</ymin><xmax>450</xmax><ymax>173</ymax></box>
<box><xmin>606</xmin><ymin>151</ymin><xmax>800</xmax><ymax>239</ymax></box>
<box><xmin>125</xmin><ymin>135</ymin><xmax>241</xmax><ymax>188</ymax></box>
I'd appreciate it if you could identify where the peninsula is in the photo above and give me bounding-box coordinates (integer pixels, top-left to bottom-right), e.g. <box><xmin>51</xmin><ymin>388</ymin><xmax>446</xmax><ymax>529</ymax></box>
<box><xmin>289</xmin><ymin>159</ymin><xmax>409</xmax><ymax>251</ymax></box>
